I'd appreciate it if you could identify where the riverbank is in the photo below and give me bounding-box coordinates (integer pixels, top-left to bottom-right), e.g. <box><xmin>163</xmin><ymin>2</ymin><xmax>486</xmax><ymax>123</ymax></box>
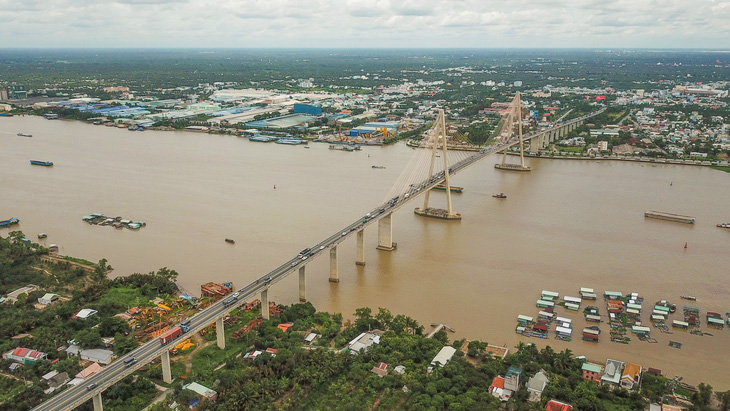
<box><xmin>506</xmin><ymin>151</ymin><xmax>730</xmax><ymax>169</ymax></box>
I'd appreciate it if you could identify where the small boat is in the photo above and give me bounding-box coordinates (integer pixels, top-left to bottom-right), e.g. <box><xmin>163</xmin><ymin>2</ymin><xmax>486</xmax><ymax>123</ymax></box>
<box><xmin>372</xmin><ymin>165</ymin><xmax>386</xmax><ymax>169</ymax></box>
<box><xmin>434</xmin><ymin>184</ymin><xmax>463</xmax><ymax>193</ymax></box>
<box><xmin>303</xmin><ymin>146</ymin><xmax>310</xmax><ymax>149</ymax></box>
<box><xmin>680</xmin><ymin>295</ymin><xmax>696</xmax><ymax>301</ymax></box>
<box><xmin>17</xmin><ymin>133</ymin><xmax>32</xmax><ymax>137</ymax></box>
<box><xmin>37</xmin><ymin>233</ymin><xmax>47</xmax><ymax>239</ymax></box>
<box><xmin>492</xmin><ymin>193</ymin><xmax>507</xmax><ymax>198</ymax></box>
<box><xmin>0</xmin><ymin>217</ymin><xmax>20</xmax><ymax>227</ymax></box>
<box><xmin>225</xmin><ymin>238</ymin><xmax>235</xmax><ymax>244</ymax></box>
<box><xmin>717</xmin><ymin>223</ymin><xmax>730</xmax><ymax>229</ymax></box>
<box><xmin>30</xmin><ymin>160</ymin><xmax>53</xmax><ymax>166</ymax></box>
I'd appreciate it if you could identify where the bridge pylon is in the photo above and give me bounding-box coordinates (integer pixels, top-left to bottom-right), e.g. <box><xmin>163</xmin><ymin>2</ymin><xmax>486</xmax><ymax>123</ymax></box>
<box><xmin>414</xmin><ymin>109</ymin><xmax>462</xmax><ymax>220</ymax></box>
<box><xmin>495</xmin><ymin>92</ymin><xmax>531</xmax><ymax>172</ymax></box>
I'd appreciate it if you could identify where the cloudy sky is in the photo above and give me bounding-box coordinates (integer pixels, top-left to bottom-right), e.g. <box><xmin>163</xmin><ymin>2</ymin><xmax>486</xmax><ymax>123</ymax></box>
<box><xmin>1</xmin><ymin>0</ymin><xmax>729</xmax><ymax>48</ymax></box>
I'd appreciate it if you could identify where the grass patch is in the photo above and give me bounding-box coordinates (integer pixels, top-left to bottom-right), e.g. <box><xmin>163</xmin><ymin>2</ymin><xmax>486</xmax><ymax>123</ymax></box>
<box><xmin>710</xmin><ymin>166</ymin><xmax>730</xmax><ymax>173</ymax></box>
<box><xmin>557</xmin><ymin>146</ymin><xmax>584</xmax><ymax>153</ymax></box>
<box><xmin>63</xmin><ymin>256</ymin><xmax>96</xmax><ymax>266</ymax></box>
<box><xmin>98</xmin><ymin>286</ymin><xmax>146</xmax><ymax>309</ymax></box>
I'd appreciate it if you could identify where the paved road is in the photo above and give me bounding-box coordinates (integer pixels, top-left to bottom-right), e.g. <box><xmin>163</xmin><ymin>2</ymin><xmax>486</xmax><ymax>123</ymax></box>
<box><xmin>33</xmin><ymin>106</ymin><xmax>606</xmax><ymax>411</ymax></box>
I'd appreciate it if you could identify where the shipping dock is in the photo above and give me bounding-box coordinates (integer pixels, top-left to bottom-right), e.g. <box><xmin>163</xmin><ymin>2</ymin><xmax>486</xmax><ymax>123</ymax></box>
<box><xmin>644</xmin><ymin>210</ymin><xmax>695</xmax><ymax>224</ymax></box>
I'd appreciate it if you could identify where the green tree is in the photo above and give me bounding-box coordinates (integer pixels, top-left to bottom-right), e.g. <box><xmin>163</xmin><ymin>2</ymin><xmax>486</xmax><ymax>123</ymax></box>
<box><xmin>99</xmin><ymin>316</ymin><xmax>129</xmax><ymax>337</ymax></box>
<box><xmin>75</xmin><ymin>328</ymin><xmax>102</xmax><ymax>349</ymax></box>
<box><xmin>113</xmin><ymin>333</ymin><xmax>138</xmax><ymax>356</ymax></box>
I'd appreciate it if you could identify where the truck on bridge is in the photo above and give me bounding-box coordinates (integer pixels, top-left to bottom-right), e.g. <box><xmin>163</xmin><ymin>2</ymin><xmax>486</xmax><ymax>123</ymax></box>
<box><xmin>159</xmin><ymin>327</ymin><xmax>183</xmax><ymax>345</ymax></box>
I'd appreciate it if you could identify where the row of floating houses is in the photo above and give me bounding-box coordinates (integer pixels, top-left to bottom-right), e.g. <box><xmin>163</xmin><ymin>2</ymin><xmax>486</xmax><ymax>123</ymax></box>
<box><xmin>82</xmin><ymin>213</ymin><xmax>146</xmax><ymax>230</ymax></box>
<box><xmin>519</xmin><ymin>288</ymin><xmax>729</xmax><ymax>346</ymax></box>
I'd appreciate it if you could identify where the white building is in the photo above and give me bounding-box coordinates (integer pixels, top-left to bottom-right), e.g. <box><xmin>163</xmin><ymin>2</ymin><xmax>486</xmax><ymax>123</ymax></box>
<box><xmin>430</xmin><ymin>346</ymin><xmax>457</xmax><ymax>367</ymax></box>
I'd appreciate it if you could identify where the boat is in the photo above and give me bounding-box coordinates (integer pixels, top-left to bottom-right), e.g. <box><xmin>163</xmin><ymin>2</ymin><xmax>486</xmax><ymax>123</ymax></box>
<box><xmin>37</xmin><ymin>233</ymin><xmax>47</xmax><ymax>239</ymax></box>
<box><xmin>372</xmin><ymin>166</ymin><xmax>386</xmax><ymax>169</ymax></box>
<box><xmin>30</xmin><ymin>160</ymin><xmax>53</xmax><ymax>166</ymax></box>
<box><xmin>0</xmin><ymin>217</ymin><xmax>20</xmax><ymax>227</ymax></box>
<box><xmin>248</xmin><ymin>135</ymin><xmax>275</xmax><ymax>142</ymax></box>
<box><xmin>680</xmin><ymin>295</ymin><xmax>696</xmax><ymax>301</ymax></box>
<box><xmin>433</xmin><ymin>184</ymin><xmax>463</xmax><ymax>193</ymax></box>
<box><xmin>717</xmin><ymin>223</ymin><xmax>730</xmax><ymax>229</ymax></box>
<box><xmin>492</xmin><ymin>193</ymin><xmax>507</xmax><ymax>198</ymax></box>
<box><xmin>17</xmin><ymin>133</ymin><xmax>32</xmax><ymax>137</ymax></box>
<box><xmin>276</xmin><ymin>138</ymin><xmax>306</xmax><ymax>145</ymax></box>
<box><xmin>225</xmin><ymin>238</ymin><xmax>235</xmax><ymax>244</ymax></box>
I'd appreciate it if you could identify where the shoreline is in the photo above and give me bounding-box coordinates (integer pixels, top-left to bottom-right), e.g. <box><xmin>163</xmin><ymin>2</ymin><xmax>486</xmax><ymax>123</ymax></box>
<box><xmin>505</xmin><ymin>151</ymin><xmax>730</xmax><ymax>169</ymax></box>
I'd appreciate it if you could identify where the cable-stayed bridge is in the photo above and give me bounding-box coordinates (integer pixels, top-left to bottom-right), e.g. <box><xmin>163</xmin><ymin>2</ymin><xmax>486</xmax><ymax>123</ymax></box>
<box><xmin>33</xmin><ymin>96</ymin><xmax>605</xmax><ymax>411</ymax></box>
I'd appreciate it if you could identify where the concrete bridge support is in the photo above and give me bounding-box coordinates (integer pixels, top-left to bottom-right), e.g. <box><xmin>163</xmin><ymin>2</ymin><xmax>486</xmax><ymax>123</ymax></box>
<box><xmin>356</xmin><ymin>229</ymin><xmax>365</xmax><ymax>266</ymax></box>
<box><xmin>216</xmin><ymin>317</ymin><xmax>225</xmax><ymax>350</ymax></box>
<box><xmin>299</xmin><ymin>266</ymin><xmax>306</xmax><ymax>302</ymax></box>
<box><xmin>261</xmin><ymin>289</ymin><xmax>269</xmax><ymax>320</ymax></box>
<box><xmin>376</xmin><ymin>212</ymin><xmax>396</xmax><ymax>251</ymax></box>
<box><xmin>329</xmin><ymin>246</ymin><xmax>339</xmax><ymax>283</ymax></box>
<box><xmin>161</xmin><ymin>349</ymin><xmax>172</xmax><ymax>384</ymax></box>
<box><xmin>92</xmin><ymin>392</ymin><xmax>103</xmax><ymax>411</ymax></box>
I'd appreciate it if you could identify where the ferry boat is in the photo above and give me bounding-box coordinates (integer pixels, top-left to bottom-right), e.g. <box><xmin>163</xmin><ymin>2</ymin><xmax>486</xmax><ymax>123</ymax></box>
<box><xmin>492</xmin><ymin>193</ymin><xmax>507</xmax><ymax>198</ymax></box>
<box><xmin>30</xmin><ymin>160</ymin><xmax>54</xmax><ymax>166</ymax></box>
<box><xmin>433</xmin><ymin>184</ymin><xmax>463</xmax><ymax>193</ymax></box>
<box><xmin>0</xmin><ymin>217</ymin><xmax>20</xmax><ymax>227</ymax></box>
<box><xmin>17</xmin><ymin>133</ymin><xmax>32</xmax><ymax>137</ymax></box>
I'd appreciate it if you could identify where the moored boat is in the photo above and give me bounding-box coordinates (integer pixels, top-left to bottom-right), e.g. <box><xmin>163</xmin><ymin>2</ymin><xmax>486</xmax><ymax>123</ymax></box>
<box><xmin>717</xmin><ymin>223</ymin><xmax>730</xmax><ymax>229</ymax></box>
<box><xmin>0</xmin><ymin>217</ymin><xmax>20</xmax><ymax>227</ymax></box>
<box><xmin>492</xmin><ymin>193</ymin><xmax>507</xmax><ymax>198</ymax></box>
<box><xmin>30</xmin><ymin>160</ymin><xmax>53</xmax><ymax>166</ymax></box>
<box><xmin>434</xmin><ymin>184</ymin><xmax>463</xmax><ymax>193</ymax></box>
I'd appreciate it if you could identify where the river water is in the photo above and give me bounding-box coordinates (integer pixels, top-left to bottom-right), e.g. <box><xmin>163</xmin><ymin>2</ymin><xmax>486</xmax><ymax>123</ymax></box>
<box><xmin>2</xmin><ymin>116</ymin><xmax>729</xmax><ymax>388</ymax></box>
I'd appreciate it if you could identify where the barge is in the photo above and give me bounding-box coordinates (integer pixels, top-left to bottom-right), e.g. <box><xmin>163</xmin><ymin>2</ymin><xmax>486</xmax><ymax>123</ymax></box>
<box><xmin>433</xmin><ymin>184</ymin><xmax>463</xmax><ymax>193</ymax></box>
<box><xmin>644</xmin><ymin>210</ymin><xmax>695</xmax><ymax>224</ymax></box>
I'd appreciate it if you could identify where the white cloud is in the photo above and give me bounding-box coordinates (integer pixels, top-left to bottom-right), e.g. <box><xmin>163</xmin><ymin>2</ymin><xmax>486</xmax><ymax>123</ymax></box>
<box><xmin>0</xmin><ymin>0</ymin><xmax>728</xmax><ymax>47</ymax></box>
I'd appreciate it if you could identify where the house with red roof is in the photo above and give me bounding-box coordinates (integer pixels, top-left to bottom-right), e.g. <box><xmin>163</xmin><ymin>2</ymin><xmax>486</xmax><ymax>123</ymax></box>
<box><xmin>546</xmin><ymin>399</ymin><xmax>574</xmax><ymax>411</ymax></box>
<box><xmin>489</xmin><ymin>376</ymin><xmax>513</xmax><ymax>401</ymax></box>
<box><xmin>3</xmin><ymin>347</ymin><xmax>48</xmax><ymax>364</ymax></box>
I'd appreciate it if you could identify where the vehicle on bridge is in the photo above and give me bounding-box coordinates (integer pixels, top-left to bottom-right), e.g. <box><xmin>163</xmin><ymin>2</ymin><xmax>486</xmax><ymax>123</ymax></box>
<box><xmin>223</xmin><ymin>293</ymin><xmax>239</xmax><ymax>307</ymax></box>
<box><xmin>159</xmin><ymin>327</ymin><xmax>183</xmax><ymax>345</ymax></box>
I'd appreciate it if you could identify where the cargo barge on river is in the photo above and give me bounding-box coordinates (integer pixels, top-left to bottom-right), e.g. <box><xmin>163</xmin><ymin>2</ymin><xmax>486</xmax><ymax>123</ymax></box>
<box><xmin>433</xmin><ymin>184</ymin><xmax>463</xmax><ymax>193</ymax></box>
<box><xmin>644</xmin><ymin>210</ymin><xmax>695</xmax><ymax>224</ymax></box>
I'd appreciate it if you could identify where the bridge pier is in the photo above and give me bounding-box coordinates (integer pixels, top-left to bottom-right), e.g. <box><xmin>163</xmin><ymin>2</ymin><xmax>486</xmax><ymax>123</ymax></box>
<box><xmin>356</xmin><ymin>229</ymin><xmax>365</xmax><ymax>266</ymax></box>
<box><xmin>299</xmin><ymin>266</ymin><xmax>306</xmax><ymax>302</ymax></box>
<box><xmin>376</xmin><ymin>212</ymin><xmax>396</xmax><ymax>251</ymax></box>
<box><xmin>329</xmin><ymin>246</ymin><xmax>339</xmax><ymax>282</ymax></box>
<box><xmin>261</xmin><ymin>289</ymin><xmax>269</xmax><ymax>320</ymax></box>
<box><xmin>216</xmin><ymin>316</ymin><xmax>225</xmax><ymax>350</ymax></box>
<box><xmin>161</xmin><ymin>349</ymin><xmax>172</xmax><ymax>384</ymax></box>
<box><xmin>92</xmin><ymin>392</ymin><xmax>103</xmax><ymax>411</ymax></box>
